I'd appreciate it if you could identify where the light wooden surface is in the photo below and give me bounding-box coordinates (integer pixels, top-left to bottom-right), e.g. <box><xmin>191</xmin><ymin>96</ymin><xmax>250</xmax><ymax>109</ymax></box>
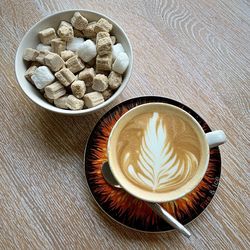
<box><xmin>0</xmin><ymin>0</ymin><xmax>249</xmax><ymax>249</ymax></box>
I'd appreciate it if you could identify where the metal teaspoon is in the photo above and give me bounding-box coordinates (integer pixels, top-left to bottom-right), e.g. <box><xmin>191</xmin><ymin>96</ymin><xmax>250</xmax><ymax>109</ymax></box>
<box><xmin>102</xmin><ymin>162</ymin><xmax>191</xmax><ymax>238</ymax></box>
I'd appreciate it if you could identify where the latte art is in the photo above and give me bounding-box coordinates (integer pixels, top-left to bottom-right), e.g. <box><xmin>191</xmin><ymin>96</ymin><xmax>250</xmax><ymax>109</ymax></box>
<box><xmin>117</xmin><ymin>112</ymin><xmax>201</xmax><ymax>193</ymax></box>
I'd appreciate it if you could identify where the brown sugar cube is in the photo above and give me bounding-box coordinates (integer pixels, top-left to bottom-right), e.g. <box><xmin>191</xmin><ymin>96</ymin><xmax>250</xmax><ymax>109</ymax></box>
<box><xmin>54</xmin><ymin>95</ymin><xmax>69</xmax><ymax>109</ymax></box>
<box><xmin>57</xmin><ymin>21</ymin><xmax>74</xmax><ymax>41</ymax></box>
<box><xmin>44</xmin><ymin>52</ymin><xmax>64</xmax><ymax>72</ymax></box>
<box><xmin>110</xmin><ymin>36</ymin><xmax>116</xmax><ymax>45</ymax></box>
<box><xmin>67</xmin><ymin>95</ymin><xmax>84</xmax><ymax>110</ymax></box>
<box><xmin>38</xmin><ymin>28</ymin><xmax>57</xmax><ymax>45</ymax></box>
<box><xmin>84</xmin><ymin>92</ymin><xmax>104</xmax><ymax>108</ymax></box>
<box><xmin>94</xmin><ymin>18</ymin><xmax>113</xmax><ymax>33</ymax></box>
<box><xmin>71</xmin><ymin>80</ymin><xmax>86</xmax><ymax>98</ymax></box>
<box><xmin>97</xmin><ymin>37</ymin><xmax>112</xmax><ymax>56</ymax></box>
<box><xmin>45</xmin><ymin>81</ymin><xmax>66</xmax><ymax>99</ymax></box>
<box><xmin>35</xmin><ymin>51</ymin><xmax>49</xmax><ymax>64</ymax></box>
<box><xmin>102</xmin><ymin>88</ymin><xmax>113</xmax><ymax>100</ymax></box>
<box><xmin>83</xmin><ymin>21</ymin><xmax>97</xmax><ymax>38</ymax></box>
<box><xmin>78</xmin><ymin>67</ymin><xmax>95</xmax><ymax>86</ymax></box>
<box><xmin>73</xmin><ymin>29</ymin><xmax>84</xmax><ymax>37</ymax></box>
<box><xmin>96</xmin><ymin>32</ymin><xmax>110</xmax><ymax>43</ymax></box>
<box><xmin>44</xmin><ymin>93</ymin><xmax>54</xmax><ymax>104</ymax></box>
<box><xmin>23</xmin><ymin>48</ymin><xmax>39</xmax><ymax>61</ymax></box>
<box><xmin>55</xmin><ymin>68</ymin><xmax>76</xmax><ymax>87</ymax></box>
<box><xmin>96</xmin><ymin>53</ymin><xmax>112</xmax><ymax>71</ymax></box>
<box><xmin>71</xmin><ymin>12</ymin><xmax>88</xmax><ymax>30</ymax></box>
<box><xmin>65</xmin><ymin>55</ymin><xmax>85</xmax><ymax>73</ymax></box>
<box><xmin>92</xmin><ymin>74</ymin><xmax>108</xmax><ymax>92</ymax></box>
<box><xmin>61</xmin><ymin>50</ymin><xmax>75</xmax><ymax>61</ymax></box>
<box><xmin>25</xmin><ymin>65</ymin><xmax>37</xmax><ymax>83</ymax></box>
<box><xmin>108</xmin><ymin>71</ymin><xmax>122</xmax><ymax>90</ymax></box>
<box><xmin>51</xmin><ymin>38</ymin><xmax>66</xmax><ymax>55</ymax></box>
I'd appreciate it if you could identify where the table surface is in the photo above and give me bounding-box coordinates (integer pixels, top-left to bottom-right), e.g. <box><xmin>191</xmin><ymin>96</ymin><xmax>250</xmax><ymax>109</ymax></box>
<box><xmin>1</xmin><ymin>0</ymin><xmax>249</xmax><ymax>249</ymax></box>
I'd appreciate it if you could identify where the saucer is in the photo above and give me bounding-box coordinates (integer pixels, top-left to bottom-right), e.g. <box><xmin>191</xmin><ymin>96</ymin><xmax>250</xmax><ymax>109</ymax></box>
<box><xmin>84</xmin><ymin>96</ymin><xmax>221</xmax><ymax>232</ymax></box>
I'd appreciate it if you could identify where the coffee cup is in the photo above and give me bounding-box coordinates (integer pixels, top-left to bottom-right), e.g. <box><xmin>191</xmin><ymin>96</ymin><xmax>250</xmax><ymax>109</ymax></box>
<box><xmin>107</xmin><ymin>103</ymin><xmax>226</xmax><ymax>203</ymax></box>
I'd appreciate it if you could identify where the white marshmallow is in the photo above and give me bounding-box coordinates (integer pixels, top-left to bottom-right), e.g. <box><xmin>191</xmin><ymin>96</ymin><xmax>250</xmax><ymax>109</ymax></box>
<box><xmin>36</xmin><ymin>43</ymin><xmax>52</xmax><ymax>52</ymax></box>
<box><xmin>31</xmin><ymin>66</ymin><xmax>55</xmax><ymax>89</ymax></box>
<box><xmin>112</xmin><ymin>52</ymin><xmax>129</xmax><ymax>74</ymax></box>
<box><xmin>77</xmin><ymin>39</ymin><xmax>96</xmax><ymax>62</ymax></box>
<box><xmin>112</xmin><ymin>43</ymin><xmax>124</xmax><ymax>61</ymax></box>
<box><xmin>66</xmin><ymin>37</ymin><xmax>84</xmax><ymax>51</ymax></box>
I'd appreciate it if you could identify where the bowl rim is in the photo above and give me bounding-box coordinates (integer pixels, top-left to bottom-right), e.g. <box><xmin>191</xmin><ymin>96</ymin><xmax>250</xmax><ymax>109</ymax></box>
<box><xmin>15</xmin><ymin>9</ymin><xmax>133</xmax><ymax>115</ymax></box>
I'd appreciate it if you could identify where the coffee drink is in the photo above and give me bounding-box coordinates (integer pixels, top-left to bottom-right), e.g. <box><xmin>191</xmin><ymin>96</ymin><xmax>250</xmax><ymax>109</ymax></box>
<box><xmin>108</xmin><ymin>103</ymin><xmax>225</xmax><ymax>202</ymax></box>
<box><xmin>108</xmin><ymin>104</ymin><xmax>208</xmax><ymax>200</ymax></box>
<box><xmin>114</xmin><ymin>110</ymin><xmax>202</xmax><ymax>193</ymax></box>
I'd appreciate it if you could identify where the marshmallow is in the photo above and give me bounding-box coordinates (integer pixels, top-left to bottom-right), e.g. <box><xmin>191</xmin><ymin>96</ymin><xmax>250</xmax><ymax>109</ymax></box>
<box><xmin>112</xmin><ymin>43</ymin><xmax>125</xmax><ymax>61</ymax></box>
<box><xmin>31</xmin><ymin>66</ymin><xmax>55</xmax><ymax>89</ymax></box>
<box><xmin>36</xmin><ymin>43</ymin><xmax>52</xmax><ymax>52</ymax></box>
<box><xmin>67</xmin><ymin>37</ymin><xmax>84</xmax><ymax>51</ymax></box>
<box><xmin>77</xmin><ymin>39</ymin><xmax>97</xmax><ymax>62</ymax></box>
<box><xmin>112</xmin><ymin>52</ymin><xmax>129</xmax><ymax>74</ymax></box>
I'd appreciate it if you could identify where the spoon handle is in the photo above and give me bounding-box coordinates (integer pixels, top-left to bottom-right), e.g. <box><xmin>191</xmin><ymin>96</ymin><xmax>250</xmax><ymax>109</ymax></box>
<box><xmin>147</xmin><ymin>202</ymin><xmax>191</xmax><ymax>238</ymax></box>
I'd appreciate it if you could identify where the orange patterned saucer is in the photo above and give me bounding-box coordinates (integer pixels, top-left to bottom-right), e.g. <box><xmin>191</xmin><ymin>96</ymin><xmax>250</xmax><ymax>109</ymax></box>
<box><xmin>84</xmin><ymin>96</ymin><xmax>221</xmax><ymax>232</ymax></box>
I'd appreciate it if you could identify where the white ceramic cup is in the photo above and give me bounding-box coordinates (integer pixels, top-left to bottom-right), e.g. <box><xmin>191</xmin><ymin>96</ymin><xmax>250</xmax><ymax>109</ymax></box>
<box><xmin>107</xmin><ymin>103</ymin><xmax>226</xmax><ymax>203</ymax></box>
<box><xmin>15</xmin><ymin>10</ymin><xmax>133</xmax><ymax>115</ymax></box>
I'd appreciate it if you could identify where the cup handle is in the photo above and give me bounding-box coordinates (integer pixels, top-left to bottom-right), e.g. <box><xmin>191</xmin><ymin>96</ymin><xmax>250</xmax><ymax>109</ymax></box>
<box><xmin>206</xmin><ymin>130</ymin><xmax>226</xmax><ymax>149</ymax></box>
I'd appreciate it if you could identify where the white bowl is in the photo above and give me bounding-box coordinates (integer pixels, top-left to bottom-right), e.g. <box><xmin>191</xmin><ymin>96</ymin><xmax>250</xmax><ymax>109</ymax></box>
<box><xmin>15</xmin><ymin>9</ymin><xmax>133</xmax><ymax>115</ymax></box>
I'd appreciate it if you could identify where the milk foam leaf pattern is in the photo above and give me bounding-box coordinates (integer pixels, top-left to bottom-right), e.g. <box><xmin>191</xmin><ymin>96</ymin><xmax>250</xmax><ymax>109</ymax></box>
<box><xmin>128</xmin><ymin>112</ymin><xmax>180</xmax><ymax>191</ymax></box>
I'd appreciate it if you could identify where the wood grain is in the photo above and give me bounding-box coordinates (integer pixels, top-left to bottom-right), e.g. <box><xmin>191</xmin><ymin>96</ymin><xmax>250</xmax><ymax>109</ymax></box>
<box><xmin>0</xmin><ymin>0</ymin><xmax>249</xmax><ymax>249</ymax></box>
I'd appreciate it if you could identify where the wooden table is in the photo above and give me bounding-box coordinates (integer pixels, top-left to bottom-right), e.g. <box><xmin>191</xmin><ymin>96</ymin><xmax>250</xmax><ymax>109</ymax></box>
<box><xmin>1</xmin><ymin>0</ymin><xmax>249</xmax><ymax>249</ymax></box>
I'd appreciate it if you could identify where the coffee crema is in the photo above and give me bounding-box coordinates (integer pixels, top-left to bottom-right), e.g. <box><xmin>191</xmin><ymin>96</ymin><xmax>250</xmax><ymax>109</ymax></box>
<box><xmin>116</xmin><ymin>111</ymin><xmax>201</xmax><ymax>193</ymax></box>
